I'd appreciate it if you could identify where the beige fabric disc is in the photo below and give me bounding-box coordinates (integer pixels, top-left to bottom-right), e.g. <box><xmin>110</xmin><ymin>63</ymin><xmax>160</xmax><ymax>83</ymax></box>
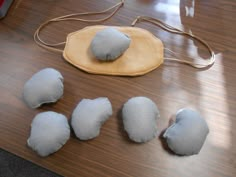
<box><xmin>63</xmin><ymin>25</ymin><xmax>164</xmax><ymax>76</ymax></box>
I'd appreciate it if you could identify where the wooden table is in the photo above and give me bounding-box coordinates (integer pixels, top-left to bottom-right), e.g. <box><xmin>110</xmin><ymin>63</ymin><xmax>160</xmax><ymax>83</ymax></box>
<box><xmin>1</xmin><ymin>0</ymin><xmax>236</xmax><ymax>176</ymax></box>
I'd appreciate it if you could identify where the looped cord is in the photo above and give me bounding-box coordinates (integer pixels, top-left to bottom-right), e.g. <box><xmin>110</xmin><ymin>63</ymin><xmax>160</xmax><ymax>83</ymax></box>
<box><xmin>34</xmin><ymin>0</ymin><xmax>125</xmax><ymax>53</ymax></box>
<box><xmin>131</xmin><ymin>16</ymin><xmax>215</xmax><ymax>69</ymax></box>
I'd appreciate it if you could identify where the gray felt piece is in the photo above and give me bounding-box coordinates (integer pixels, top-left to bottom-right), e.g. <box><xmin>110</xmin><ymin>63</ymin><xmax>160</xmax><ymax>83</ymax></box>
<box><xmin>71</xmin><ymin>97</ymin><xmax>112</xmax><ymax>140</ymax></box>
<box><xmin>122</xmin><ymin>97</ymin><xmax>159</xmax><ymax>143</ymax></box>
<box><xmin>90</xmin><ymin>27</ymin><xmax>131</xmax><ymax>61</ymax></box>
<box><xmin>163</xmin><ymin>108</ymin><xmax>209</xmax><ymax>156</ymax></box>
<box><xmin>27</xmin><ymin>111</ymin><xmax>70</xmax><ymax>157</ymax></box>
<box><xmin>23</xmin><ymin>68</ymin><xmax>64</xmax><ymax>108</ymax></box>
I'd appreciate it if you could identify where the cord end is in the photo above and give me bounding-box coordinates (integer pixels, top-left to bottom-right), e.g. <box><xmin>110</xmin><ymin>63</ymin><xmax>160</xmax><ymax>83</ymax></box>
<box><xmin>131</xmin><ymin>16</ymin><xmax>141</xmax><ymax>26</ymax></box>
<box><xmin>121</xmin><ymin>0</ymin><xmax>125</xmax><ymax>6</ymax></box>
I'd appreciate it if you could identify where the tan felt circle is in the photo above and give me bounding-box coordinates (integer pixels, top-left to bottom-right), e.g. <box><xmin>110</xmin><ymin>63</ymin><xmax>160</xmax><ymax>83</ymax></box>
<box><xmin>63</xmin><ymin>26</ymin><xmax>164</xmax><ymax>76</ymax></box>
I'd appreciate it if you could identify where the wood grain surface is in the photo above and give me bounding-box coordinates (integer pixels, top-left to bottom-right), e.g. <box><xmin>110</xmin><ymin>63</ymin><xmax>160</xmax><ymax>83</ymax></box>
<box><xmin>0</xmin><ymin>0</ymin><xmax>236</xmax><ymax>177</ymax></box>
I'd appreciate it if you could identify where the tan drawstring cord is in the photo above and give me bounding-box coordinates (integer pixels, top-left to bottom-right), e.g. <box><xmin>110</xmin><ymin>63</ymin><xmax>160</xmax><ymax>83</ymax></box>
<box><xmin>34</xmin><ymin>0</ymin><xmax>124</xmax><ymax>53</ymax></box>
<box><xmin>131</xmin><ymin>16</ymin><xmax>215</xmax><ymax>69</ymax></box>
<box><xmin>34</xmin><ymin>2</ymin><xmax>215</xmax><ymax>69</ymax></box>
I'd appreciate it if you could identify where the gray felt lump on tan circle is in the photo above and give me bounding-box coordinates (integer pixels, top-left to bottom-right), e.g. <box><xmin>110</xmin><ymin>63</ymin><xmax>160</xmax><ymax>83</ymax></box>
<box><xmin>90</xmin><ymin>27</ymin><xmax>131</xmax><ymax>61</ymax></box>
<box><xmin>122</xmin><ymin>97</ymin><xmax>160</xmax><ymax>143</ymax></box>
<box><xmin>27</xmin><ymin>111</ymin><xmax>70</xmax><ymax>157</ymax></box>
<box><xmin>23</xmin><ymin>68</ymin><xmax>64</xmax><ymax>108</ymax></box>
<box><xmin>71</xmin><ymin>97</ymin><xmax>112</xmax><ymax>140</ymax></box>
<box><xmin>163</xmin><ymin>108</ymin><xmax>209</xmax><ymax>156</ymax></box>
